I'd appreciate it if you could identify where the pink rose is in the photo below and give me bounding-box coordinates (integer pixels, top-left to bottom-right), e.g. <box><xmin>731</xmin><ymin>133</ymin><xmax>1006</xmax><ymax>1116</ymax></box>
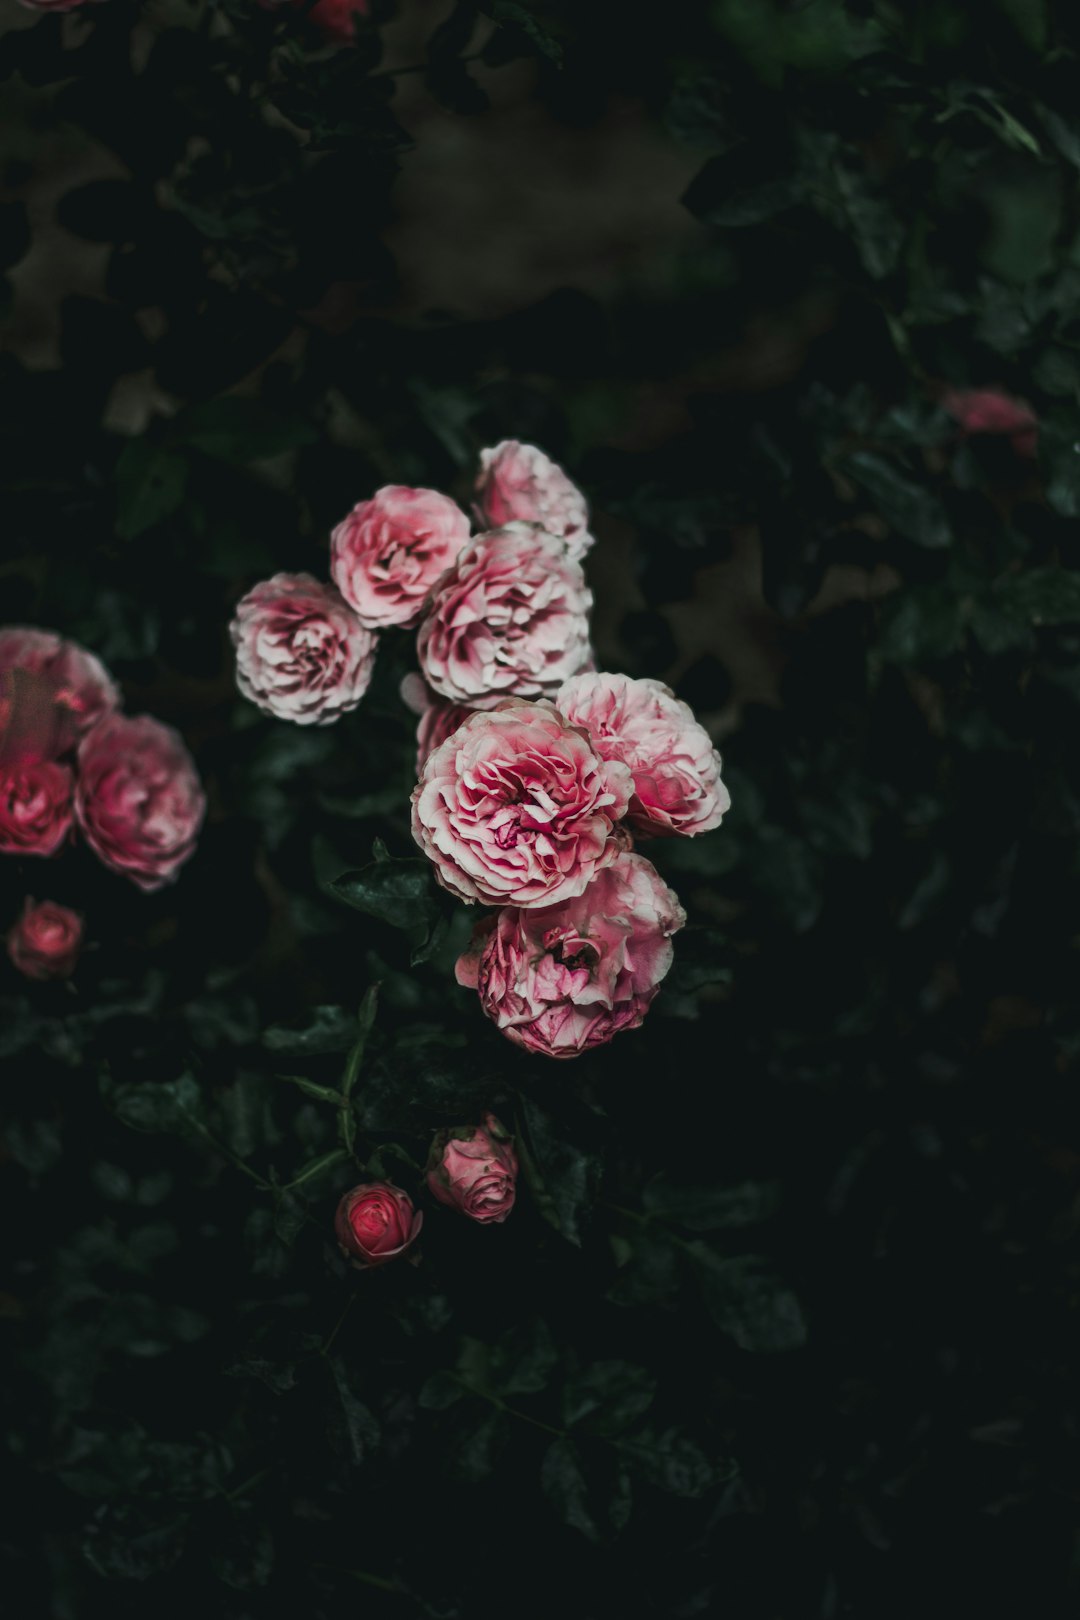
<box><xmin>330</xmin><ymin>485</ymin><xmax>470</xmax><ymax>630</ymax></box>
<box><xmin>7</xmin><ymin>899</ymin><xmax>83</xmax><ymax>981</ymax></box>
<box><xmin>0</xmin><ymin>627</ymin><xmax>119</xmax><ymax>765</ymax></box>
<box><xmin>426</xmin><ymin>1113</ymin><xmax>518</xmax><ymax>1224</ymax></box>
<box><xmin>475</xmin><ymin>441</ymin><xmax>593</xmax><ymax>562</ymax></box>
<box><xmin>75</xmin><ymin>714</ymin><xmax>205</xmax><ymax>891</ymax></box>
<box><xmin>456</xmin><ymin>851</ymin><xmax>686</xmax><ymax>1058</ymax></box>
<box><xmin>411</xmin><ymin>702</ymin><xmax>631</xmax><ymax>908</ymax></box>
<box><xmin>334</xmin><ymin>1182</ymin><xmax>422</xmax><ymax>1268</ymax></box>
<box><xmin>230</xmin><ymin>572</ymin><xmax>377</xmax><ymax>726</ymax></box>
<box><xmin>398</xmin><ymin>673</ymin><xmax>473</xmax><ymax>771</ymax></box>
<box><xmin>416</xmin><ymin>525</ymin><xmax>593</xmax><ymax>709</ymax></box>
<box><xmin>556</xmin><ymin>672</ymin><xmax>729</xmax><ymax>838</ymax></box>
<box><xmin>0</xmin><ymin>761</ymin><xmax>74</xmax><ymax>857</ymax></box>
<box><xmin>943</xmin><ymin>388</ymin><xmax>1038</xmax><ymax>458</ymax></box>
<box><xmin>301</xmin><ymin>0</ymin><xmax>367</xmax><ymax>40</ymax></box>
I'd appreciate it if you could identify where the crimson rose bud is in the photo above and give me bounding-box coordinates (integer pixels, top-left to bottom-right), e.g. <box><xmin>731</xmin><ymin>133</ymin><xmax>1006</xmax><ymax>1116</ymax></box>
<box><xmin>7</xmin><ymin>898</ymin><xmax>83</xmax><ymax>981</ymax></box>
<box><xmin>426</xmin><ymin>1113</ymin><xmax>519</xmax><ymax>1224</ymax></box>
<box><xmin>334</xmin><ymin>1182</ymin><xmax>422</xmax><ymax>1269</ymax></box>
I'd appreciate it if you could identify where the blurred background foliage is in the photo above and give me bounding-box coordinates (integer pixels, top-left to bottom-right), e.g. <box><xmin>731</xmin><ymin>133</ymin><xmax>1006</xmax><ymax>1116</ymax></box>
<box><xmin>3</xmin><ymin>0</ymin><xmax>1080</xmax><ymax>1614</ymax></box>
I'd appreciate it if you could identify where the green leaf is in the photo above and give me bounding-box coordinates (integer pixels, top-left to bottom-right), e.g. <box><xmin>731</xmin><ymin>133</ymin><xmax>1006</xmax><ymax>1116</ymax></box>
<box><xmin>418</xmin><ymin>1372</ymin><xmax>466</xmax><ymax>1411</ymax></box>
<box><xmin>101</xmin><ymin>1072</ymin><xmax>204</xmax><ymax>1136</ymax></box>
<box><xmin>115</xmin><ymin>439</ymin><xmax>188</xmax><ymax>539</ymax></box>
<box><xmin>616</xmin><ymin>1426</ymin><xmax>716</xmax><ymax>1497</ymax></box>
<box><xmin>689</xmin><ymin>1248</ymin><xmax>807</xmax><ymax>1353</ymax></box>
<box><xmin>516</xmin><ymin>1095</ymin><xmax>601</xmax><ymax>1247</ymax></box>
<box><xmin>172</xmin><ymin>398</ymin><xmax>317</xmax><ymax>463</ymax></box>
<box><xmin>342</xmin><ymin>986</ymin><xmax>379</xmax><ymax>1099</ymax></box>
<box><xmin>263</xmin><ymin>1006</ymin><xmax>358</xmax><ymax>1057</ymax></box>
<box><xmin>541</xmin><ymin>1439</ymin><xmax>600</xmax><ymax>1541</ymax></box>
<box><xmin>331</xmin><ymin>852</ymin><xmax>445</xmax><ymax>959</ymax></box>
<box><xmin>563</xmin><ymin>1361</ymin><xmax>656</xmax><ymax>1436</ymax></box>
<box><xmin>285</xmin><ymin>1149</ymin><xmax>351</xmax><ymax>1191</ymax></box>
<box><xmin>993</xmin><ymin>567</ymin><xmax>1080</xmax><ymax>626</ymax></box>
<box><xmin>277</xmin><ymin>1075</ymin><xmax>347</xmax><ymax>1107</ymax></box>
<box><xmin>844</xmin><ymin>452</ymin><xmax>951</xmax><ymax>548</ymax></box>
<box><xmin>328</xmin><ymin>1358</ymin><xmax>380</xmax><ymax>1465</ymax></box>
<box><xmin>643</xmin><ymin>1177</ymin><xmax>781</xmax><ymax>1232</ymax></box>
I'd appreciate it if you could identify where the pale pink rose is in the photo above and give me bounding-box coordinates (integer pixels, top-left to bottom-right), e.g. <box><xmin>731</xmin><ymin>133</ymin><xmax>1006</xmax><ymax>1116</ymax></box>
<box><xmin>398</xmin><ymin>673</ymin><xmax>474</xmax><ymax>770</ymax></box>
<box><xmin>426</xmin><ymin>1113</ymin><xmax>518</xmax><ymax>1224</ymax></box>
<box><xmin>75</xmin><ymin>714</ymin><xmax>205</xmax><ymax>891</ymax></box>
<box><xmin>6</xmin><ymin>899</ymin><xmax>83</xmax><ymax>981</ymax></box>
<box><xmin>411</xmin><ymin>702</ymin><xmax>631</xmax><ymax>908</ymax></box>
<box><xmin>0</xmin><ymin>762</ymin><xmax>74</xmax><ymax>857</ymax></box>
<box><xmin>943</xmin><ymin>388</ymin><xmax>1038</xmax><ymax>458</ymax></box>
<box><xmin>456</xmin><ymin>851</ymin><xmax>686</xmax><ymax>1059</ymax></box>
<box><xmin>0</xmin><ymin>627</ymin><xmax>119</xmax><ymax>766</ymax></box>
<box><xmin>556</xmin><ymin>672</ymin><xmax>729</xmax><ymax>838</ymax></box>
<box><xmin>334</xmin><ymin>1182</ymin><xmax>422</xmax><ymax>1269</ymax></box>
<box><xmin>416</xmin><ymin>525</ymin><xmax>592</xmax><ymax>709</ymax></box>
<box><xmin>330</xmin><ymin>485</ymin><xmax>470</xmax><ymax>630</ymax></box>
<box><xmin>475</xmin><ymin>441</ymin><xmax>593</xmax><ymax>563</ymax></box>
<box><xmin>230</xmin><ymin>572</ymin><xmax>377</xmax><ymax>726</ymax></box>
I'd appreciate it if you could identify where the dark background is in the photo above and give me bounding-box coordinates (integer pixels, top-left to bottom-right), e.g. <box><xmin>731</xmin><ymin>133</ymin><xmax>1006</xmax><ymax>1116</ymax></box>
<box><xmin>3</xmin><ymin>1</ymin><xmax>1080</xmax><ymax>1615</ymax></box>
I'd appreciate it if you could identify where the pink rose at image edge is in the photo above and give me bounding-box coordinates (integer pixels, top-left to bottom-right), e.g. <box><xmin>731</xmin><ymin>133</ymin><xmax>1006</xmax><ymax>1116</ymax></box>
<box><xmin>0</xmin><ymin>626</ymin><xmax>120</xmax><ymax>765</ymax></box>
<box><xmin>75</xmin><ymin>713</ymin><xmax>205</xmax><ymax>892</ymax></box>
<box><xmin>411</xmin><ymin>701</ymin><xmax>632</xmax><ymax>909</ymax></box>
<box><xmin>416</xmin><ymin>523</ymin><xmax>593</xmax><ymax>708</ymax></box>
<box><xmin>942</xmin><ymin>388</ymin><xmax>1038</xmax><ymax>458</ymax></box>
<box><xmin>426</xmin><ymin>1113</ymin><xmax>519</xmax><ymax>1224</ymax></box>
<box><xmin>0</xmin><ymin>761</ymin><xmax>74</xmax><ymax>857</ymax></box>
<box><xmin>455</xmin><ymin>849</ymin><xmax>686</xmax><ymax>1059</ymax></box>
<box><xmin>230</xmin><ymin>572</ymin><xmax>378</xmax><ymax>725</ymax></box>
<box><xmin>334</xmin><ymin>1182</ymin><xmax>422</xmax><ymax>1268</ymax></box>
<box><xmin>557</xmin><ymin>671</ymin><xmax>730</xmax><ymax>838</ymax></box>
<box><xmin>6</xmin><ymin>898</ymin><xmax>83</xmax><ymax>981</ymax></box>
<box><xmin>475</xmin><ymin>440</ymin><xmax>594</xmax><ymax>563</ymax></box>
<box><xmin>330</xmin><ymin>485</ymin><xmax>471</xmax><ymax>631</ymax></box>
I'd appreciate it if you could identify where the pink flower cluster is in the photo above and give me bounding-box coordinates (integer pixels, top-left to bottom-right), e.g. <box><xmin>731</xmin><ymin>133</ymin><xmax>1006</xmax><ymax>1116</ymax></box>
<box><xmin>1</xmin><ymin>627</ymin><xmax>205</xmax><ymax>979</ymax></box>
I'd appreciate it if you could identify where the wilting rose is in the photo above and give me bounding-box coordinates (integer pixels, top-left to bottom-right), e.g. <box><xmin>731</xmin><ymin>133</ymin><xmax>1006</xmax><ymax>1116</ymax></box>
<box><xmin>0</xmin><ymin>627</ymin><xmax>119</xmax><ymax>765</ymax></box>
<box><xmin>943</xmin><ymin>388</ymin><xmax>1038</xmax><ymax>458</ymax></box>
<box><xmin>334</xmin><ymin>1182</ymin><xmax>422</xmax><ymax>1268</ymax></box>
<box><xmin>557</xmin><ymin>672</ymin><xmax>729</xmax><ymax>838</ymax></box>
<box><xmin>417</xmin><ymin>525</ymin><xmax>593</xmax><ymax>709</ymax></box>
<box><xmin>457</xmin><ymin>851</ymin><xmax>686</xmax><ymax>1058</ymax></box>
<box><xmin>330</xmin><ymin>485</ymin><xmax>471</xmax><ymax>630</ymax></box>
<box><xmin>75</xmin><ymin>714</ymin><xmax>205</xmax><ymax>891</ymax></box>
<box><xmin>0</xmin><ymin>762</ymin><xmax>74</xmax><ymax>857</ymax></box>
<box><xmin>475</xmin><ymin>441</ymin><xmax>593</xmax><ymax>562</ymax></box>
<box><xmin>426</xmin><ymin>1113</ymin><xmax>518</xmax><ymax>1224</ymax></box>
<box><xmin>230</xmin><ymin>572</ymin><xmax>377</xmax><ymax>725</ymax></box>
<box><xmin>412</xmin><ymin>702</ymin><xmax>631</xmax><ymax>908</ymax></box>
<box><xmin>6</xmin><ymin>899</ymin><xmax>83</xmax><ymax>981</ymax></box>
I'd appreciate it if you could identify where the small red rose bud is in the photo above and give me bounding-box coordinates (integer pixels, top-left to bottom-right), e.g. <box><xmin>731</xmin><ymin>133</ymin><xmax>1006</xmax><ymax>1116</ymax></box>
<box><xmin>7</xmin><ymin>898</ymin><xmax>83</xmax><ymax>981</ymax></box>
<box><xmin>426</xmin><ymin>1112</ymin><xmax>519</xmax><ymax>1225</ymax></box>
<box><xmin>334</xmin><ymin>1182</ymin><xmax>422</xmax><ymax>1269</ymax></box>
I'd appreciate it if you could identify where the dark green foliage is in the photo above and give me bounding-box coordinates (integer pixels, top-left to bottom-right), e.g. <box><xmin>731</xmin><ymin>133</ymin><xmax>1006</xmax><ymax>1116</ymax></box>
<box><xmin>3</xmin><ymin>2</ymin><xmax>1080</xmax><ymax>1618</ymax></box>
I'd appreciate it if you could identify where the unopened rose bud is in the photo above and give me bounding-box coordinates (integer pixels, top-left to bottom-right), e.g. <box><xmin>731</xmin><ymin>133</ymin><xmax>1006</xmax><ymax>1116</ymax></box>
<box><xmin>7</xmin><ymin>899</ymin><xmax>83</xmax><ymax>981</ymax></box>
<box><xmin>334</xmin><ymin>1182</ymin><xmax>422</xmax><ymax>1269</ymax></box>
<box><xmin>426</xmin><ymin>1113</ymin><xmax>519</xmax><ymax>1224</ymax></box>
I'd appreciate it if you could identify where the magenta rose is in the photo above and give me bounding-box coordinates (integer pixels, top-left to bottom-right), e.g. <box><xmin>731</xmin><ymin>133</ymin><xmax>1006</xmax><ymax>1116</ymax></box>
<box><xmin>0</xmin><ymin>627</ymin><xmax>119</xmax><ymax>765</ymax></box>
<box><xmin>0</xmin><ymin>761</ymin><xmax>74</xmax><ymax>857</ymax></box>
<box><xmin>943</xmin><ymin>388</ymin><xmax>1038</xmax><ymax>458</ymax></box>
<box><xmin>417</xmin><ymin>525</ymin><xmax>593</xmax><ymax>709</ymax></box>
<box><xmin>475</xmin><ymin>441</ymin><xmax>594</xmax><ymax>563</ymax></box>
<box><xmin>7</xmin><ymin>898</ymin><xmax>83</xmax><ymax>981</ymax></box>
<box><xmin>411</xmin><ymin>702</ymin><xmax>631</xmax><ymax>908</ymax></box>
<box><xmin>334</xmin><ymin>1182</ymin><xmax>422</xmax><ymax>1269</ymax></box>
<box><xmin>330</xmin><ymin>485</ymin><xmax>470</xmax><ymax>630</ymax></box>
<box><xmin>75</xmin><ymin>714</ymin><xmax>205</xmax><ymax>891</ymax></box>
<box><xmin>426</xmin><ymin>1113</ymin><xmax>518</xmax><ymax>1224</ymax></box>
<box><xmin>456</xmin><ymin>851</ymin><xmax>686</xmax><ymax>1058</ymax></box>
<box><xmin>557</xmin><ymin>672</ymin><xmax>729</xmax><ymax>838</ymax></box>
<box><xmin>230</xmin><ymin>572</ymin><xmax>377</xmax><ymax>726</ymax></box>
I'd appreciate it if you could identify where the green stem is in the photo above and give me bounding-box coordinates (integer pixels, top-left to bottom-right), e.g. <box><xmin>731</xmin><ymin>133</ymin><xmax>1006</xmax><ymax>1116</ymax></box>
<box><xmin>321</xmin><ymin>1294</ymin><xmax>356</xmax><ymax>1357</ymax></box>
<box><xmin>188</xmin><ymin>1117</ymin><xmax>272</xmax><ymax>1191</ymax></box>
<box><xmin>224</xmin><ymin>1466</ymin><xmax>271</xmax><ymax>1503</ymax></box>
<box><xmin>458</xmin><ymin>1378</ymin><xmax>565</xmax><ymax>1438</ymax></box>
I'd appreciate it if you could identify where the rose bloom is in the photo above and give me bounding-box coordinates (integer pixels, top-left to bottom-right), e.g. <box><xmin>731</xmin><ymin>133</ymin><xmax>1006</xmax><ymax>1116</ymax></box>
<box><xmin>330</xmin><ymin>485</ymin><xmax>470</xmax><ymax>630</ymax></box>
<box><xmin>475</xmin><ymin>441</ymin><xmax>593</xmax><ymax>563</ymax></box>
<box><xmin>7</xmin><ymin>899</ymin><xmax>83</xmax><ymax>981</ymax></box>
<box><xmin>75</xmin><ymin>714</ymin><xmax>205</xmax><ymax>891</ymax></box>
<box><xmin>230</xmin><ymin>572</ymin><xmax>377</xmax><ymax>726</ymax></box>
<box><xmin>0</xmin><ymin>761</ymin><xmax>74</xmax><ymax>857</ymax></box>
<box><xmin>398</xmin><ymin>672</ymin><xmax>473</xmax><ymax>771</ymax></box>
<box><xmin>557</xmin><ymin>672</ymin><xmax>729</xmax><ymax>838</ymax></box>
<box><xmin>412</xmin><ymin>702</ymin><xmax>631</xmax><ymax>908</ymax></box>
<box><xmin>426</xmin><ymin>1113</ymin><xmax>518</xmax><ymax>1224</ymax></box>
<box><xmin>417</xmin><ymin>524</ymin><xmax>593</xmax><ymax>709</ymax></box>
<box><xmin>943</xmin><ymin>388</ymin><xmax>1038</xmax><ymax>458</ymax></box>
<box><xmin>0</xmin><ymin>627</ymin><xmax>119</xmax><ymax>764</ymax></box>
<box><xmin>334</xmin><ymin>1182</ymin><xmax>422</xmax><ymax>1269</ymax></box>
<box><xmin>457</xmin><ymin>851</ymin><xmax>686</xmax><ymax>1058</ymax></box>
